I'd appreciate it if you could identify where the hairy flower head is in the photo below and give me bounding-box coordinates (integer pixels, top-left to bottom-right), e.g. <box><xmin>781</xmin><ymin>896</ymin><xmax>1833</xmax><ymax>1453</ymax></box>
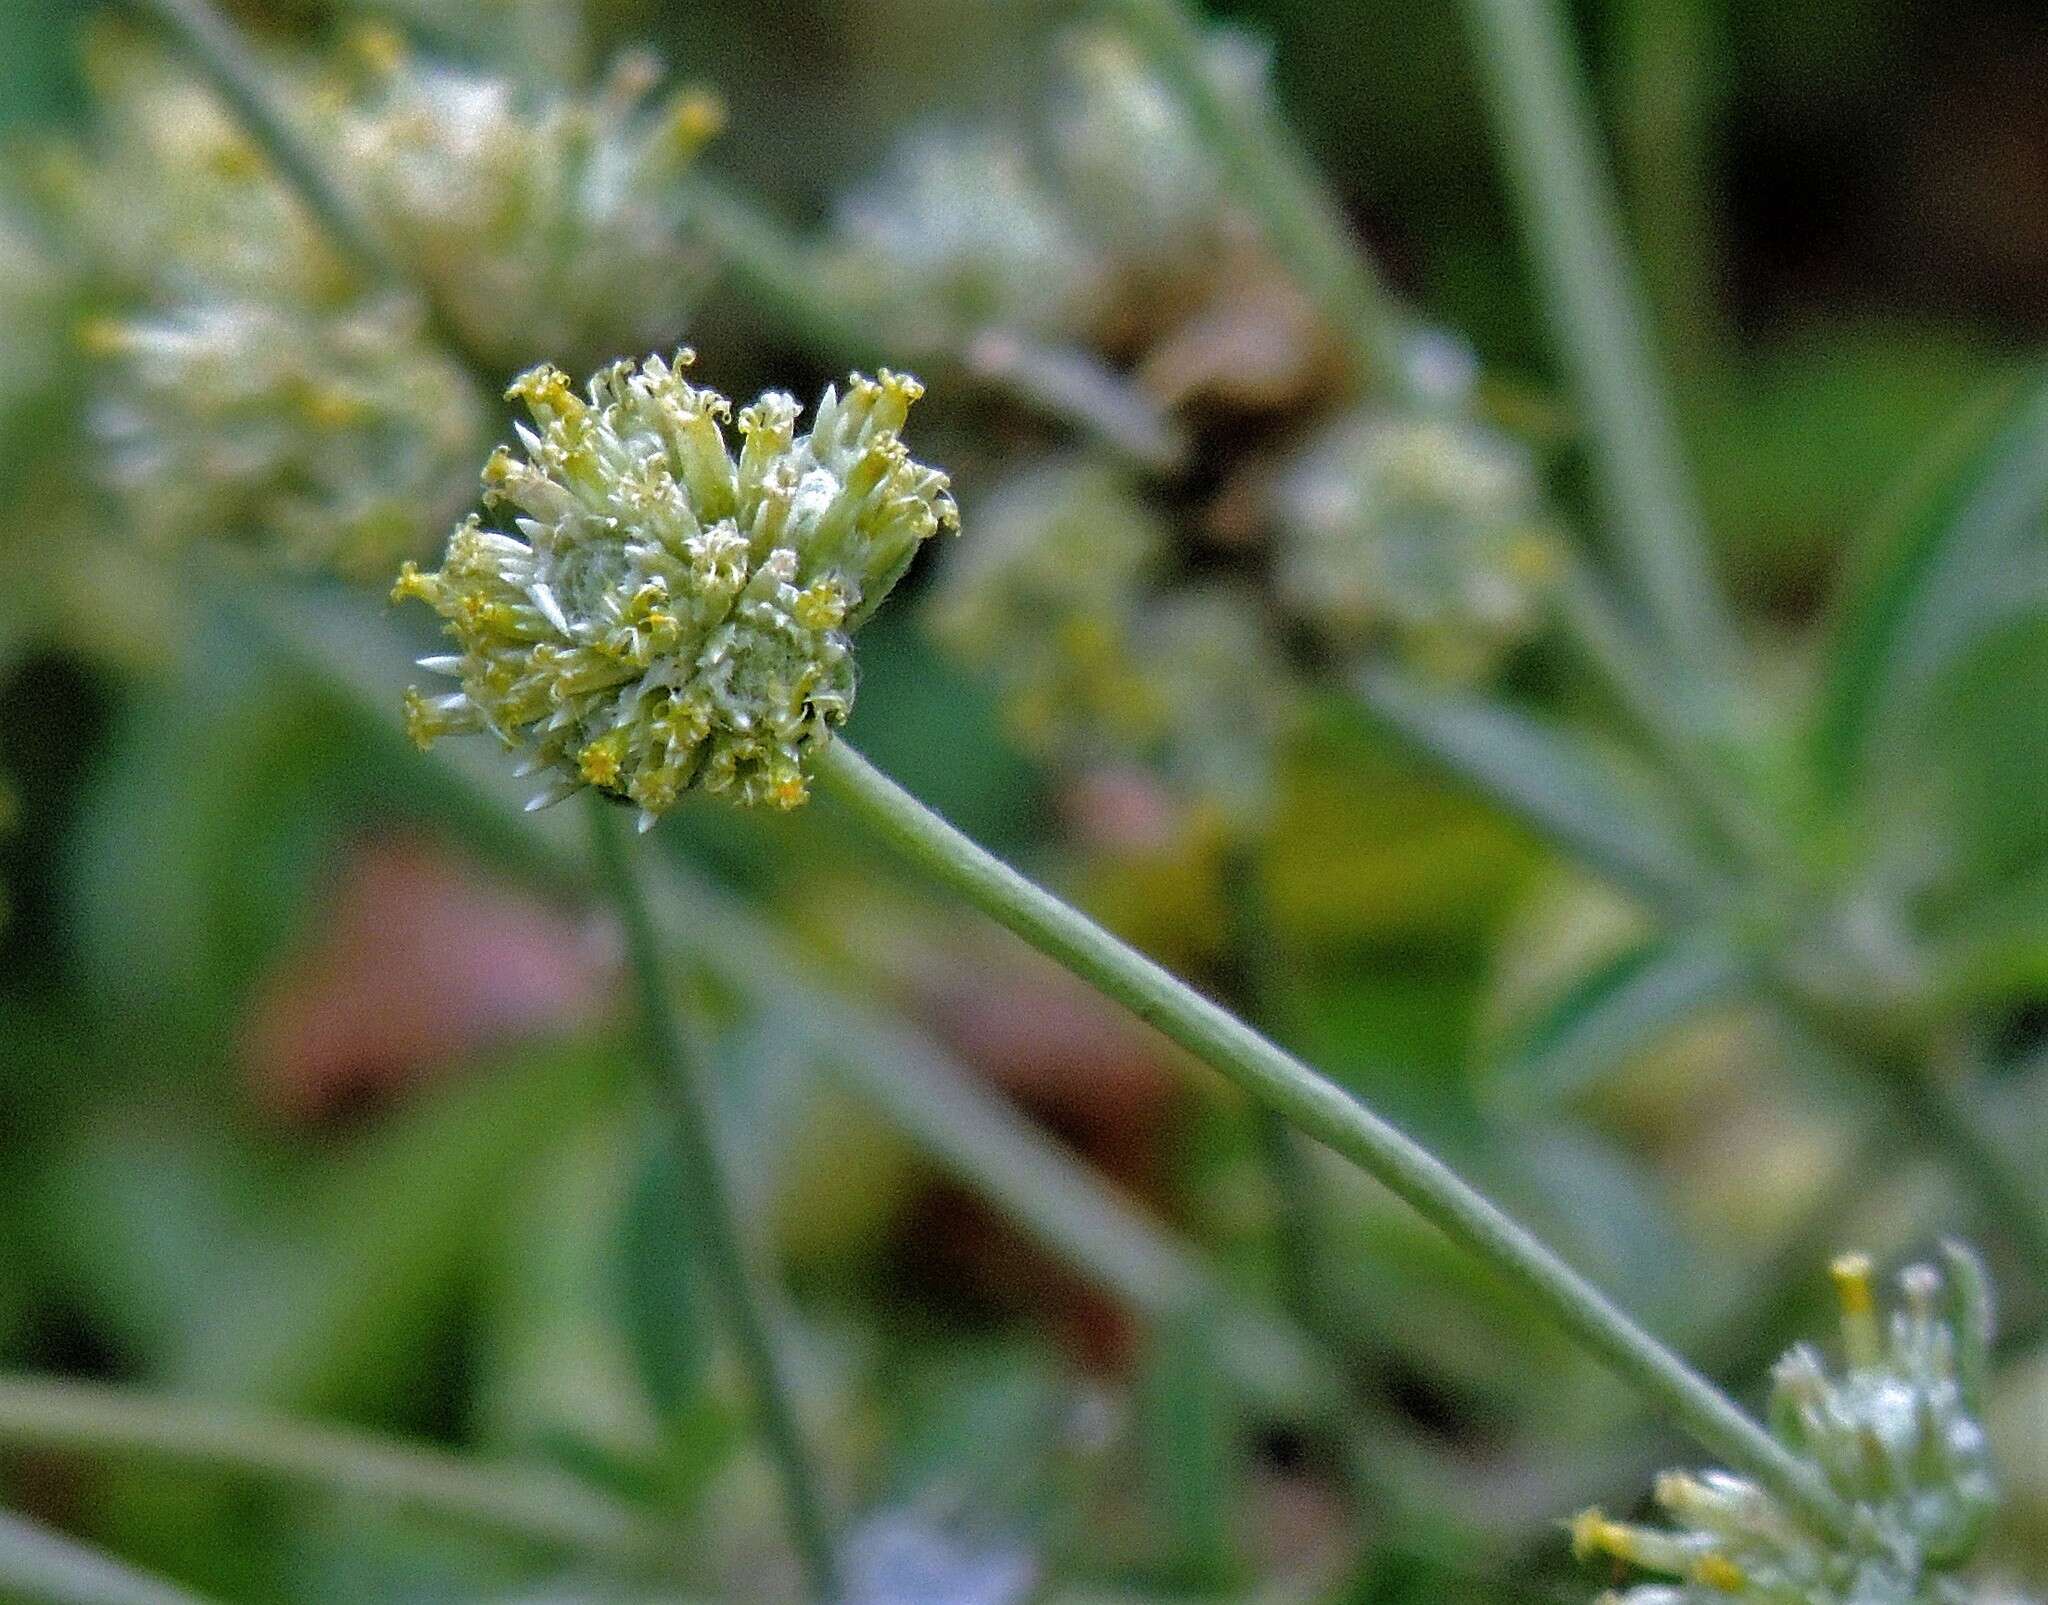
<box><xmin>88</xmin><ymin>294</ymin><xmax>487</xmax><ymax>576</ymax></box>
<box><xmin>1274</xmin><ymin>407</ymin><xmax>1562</xmax><ymax>680</ymax></box>
<box><xmin>1573</xmin><ymin>1245</ymin><xmax>1999</xmax><ymax>1605</ymax></box>
<box><xmin>395</xmin><ymin>351</ymin><xmax>956</xmax><ymax>821</ymax></box>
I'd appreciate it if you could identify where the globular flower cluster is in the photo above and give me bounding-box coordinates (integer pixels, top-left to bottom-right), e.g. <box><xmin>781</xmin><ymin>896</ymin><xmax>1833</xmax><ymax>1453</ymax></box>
<box><xmin>88</xmin><ymin>296</ymin><xmax>485</xmax><ymax>577</ymax></box>
<box><xmin>33</xmin><ymin>33</ymin><xmax>343</xmax><ymax>306</ymax></box>
<box><xmin>1273</xmin><ymin>406</ymin><xmax>1563</xmax><ymax>681</ymax></box>
<box><xmin>1574</xmin><ymin>1247</ymin><xmax>2000</xmax><ymax>1605</ymax></box>
<box><xmin>396</xmin><ymin>352</ymin><xmax>957</xmax><ymax>821</ymax></box>
<box><xmin>926</xmin><ymin>458</ymin><xmax>1166</xmax><ymax>755</ymax></box>
<box><xmin>826</xmin><ymin>127</ymin><xmax>1103</xmax><ymax>353</ymax></box>
<box><xmin>330</xmin><ymin>34</ymin><xmax>723</xmax><ymax>371</ymax></box>
<box><xmin>819</xmin><ymin>24</ymin><xmax>1282</xmax><ymax>374</ymax></box>
<box><xmin>926</xmin><ymin>459</ymin><xmax>1296</xmax><ymax>829</ymax></box>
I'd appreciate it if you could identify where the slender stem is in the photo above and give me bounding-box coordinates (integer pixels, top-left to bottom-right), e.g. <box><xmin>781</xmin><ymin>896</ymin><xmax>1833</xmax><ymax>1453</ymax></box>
<box><xmin>0</xmin><ymin>1374</ymin><xmax>664</xmax><ymax>1556</ymax></box>
<box><xmin>1104</xmin><ymin>0</ymin><xmax>1412</xmax><ymax>392</ymax></box>
<box><xmin>810</xmin><ymin>740</ymin><xmax>1855</xmax><ymax>1543</ymax></box>
<box><xmin>0</xmin><ymin>1509</ymin><xmax>211</xmax><ymax>1605</ymax></box>
<box><xmin>584</xmin><ymin>800</ymin><xmax>840</xmax><ymax>1601</ymax></box>
<box><xmin>1455</xmin><ymin>0</ymin><xmax>1738</xmax><ymax>681</ymax></box>
<box><xmin>1611</xmin><ymin>0</ymin><xmax>1728</xmax><ymax>378</ymax></box>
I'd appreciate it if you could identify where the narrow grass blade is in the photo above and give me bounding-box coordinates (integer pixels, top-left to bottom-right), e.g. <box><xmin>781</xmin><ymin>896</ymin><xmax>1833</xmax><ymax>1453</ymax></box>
<box><xmin>0</xmin><ymin>1511</ymin><xmax>212</xmax><ymax>1605</ymax></box>
<box><xmin>1492</xmin><ymin>929</ymin><xmax>1753</xmax><ymax>1108</ymax></box>
<box><xmin>1354</xmin><ymin>663</ymin><xmax>1724</xmax><ymax>916</ymax></box>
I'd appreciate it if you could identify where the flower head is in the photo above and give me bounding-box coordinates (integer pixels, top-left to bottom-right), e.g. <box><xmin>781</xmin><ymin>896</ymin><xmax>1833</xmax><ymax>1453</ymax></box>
<box><xmin>822</xmin><ymin>124</ymin><xmax>1104</xmax><ymax>353</ymax></box>
<box><xmin>1273</xmin><ymin>405</ymin><xmax>1562</xmax><ymax>680</ymax></box>
<box><xmin>1573</xmin><ymin>1245</ymin><xmax>1999</xmax><ymax>1605</ymax></box>
<box><xmin>330</xmin><ymin>39</ymin><xmax>723</xmax><ymax>371</ymax></box>
<box><xmin>396</xmin><ymin>352</ymin><xmax>956</xmax><ymax>821</ymax></box>
<box><xmin>88</xmin><ymin>294</ymin><xmax>487</xmax><ymax>577</ymax></box>
<box><xmin>926</xmin><ymin>457</ymin><xmax>1164</xmax><ymax>755</ymax></box>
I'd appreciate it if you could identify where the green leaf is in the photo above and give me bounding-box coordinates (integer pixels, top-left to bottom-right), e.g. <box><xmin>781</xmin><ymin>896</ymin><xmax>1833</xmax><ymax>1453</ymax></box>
<box><xmin>1353</xmin><ymin>666</ymin><xmax>1722</xmax><ymax>914</ymax></box>
<box><xmin>0</xmin><ymin>1509</ymin><xmax>212</xmax><ymax>1605</ymax></box>
<box><xmin>616</xmin><ymin>1129</ymin><xmax>710</xmax><ymax>1430</ymax></box>
<box><xmin>177</xmin><ymin>1038</ymin><xmax>622</xmax><ymax>1417</ymax></box>
<box><xmin>1815</xmin><ymin>364</ymin><xmax>2048</xmax><ymax>797</ymax></box>
<box><xmin>1489</xmin><ymin>928</ymin><xmax>1753</xmax><ymax>1108</ymax></box>
<box><xmin>1134</xmin><ymin>1311</ymin><xmax>1236</xmax><ymax>1594</ymax></box>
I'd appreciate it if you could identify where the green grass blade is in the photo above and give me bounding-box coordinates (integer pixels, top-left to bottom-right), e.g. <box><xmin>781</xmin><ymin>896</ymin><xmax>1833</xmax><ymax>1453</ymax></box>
<box><xmin>1814</xmin><ymin>364</ymin><xmax>2048</xmax><ymax>796</ymax></box>
<box><xmin>0</xmin><ymin>1511</ymin><xmax>212</xmax><ymax>1605</ymax></box>
<box><xmin>0</xmin><ymin>1379</ymin><xmax>665</xmax><ymax>1556</ymax></box>
<box><xmin>1353</xmin><ymin>665</ymin><xmax>1724</xmax><ymax>916</ymax></box>
<box><xmin>1491</xmin><ymin>929</ymin><xmax>1753</xmax><ymax>1109</ymax></box>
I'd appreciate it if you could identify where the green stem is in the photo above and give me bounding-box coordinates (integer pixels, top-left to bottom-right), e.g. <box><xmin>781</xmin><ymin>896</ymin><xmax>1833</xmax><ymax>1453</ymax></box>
<box><xmin>0</xmin><ymin>1508</ymin><xmax>211</xmax><ymax>1605</ymax></box>
<box><xmin>0</xmin><ymin>1375</ymin><xmax>664</xmax><ymax>1556</ymax></box>
<box><xmin>1455</xmin><ymin>0</ymin><xmax>1738</xmax><ymax>681</ymax></box>
<box><xmin>1104</xmin><ymin>0</ymin><xmax>1412</xmax><ymax>392</ymax></box>
<box><xmin>810</xmin><ymin>740</ymin><xmax>1855</xmax><ymax>1543</ymax></box>
<box><xmin>1610</xmin><ymin>0</ymin><xmax>1728</xmax><ymax>378</ymax></box>
<box><xmin>584</xmin><ymin>800</ymin><xmax>840</xmax><ymax>1601</ymax></box>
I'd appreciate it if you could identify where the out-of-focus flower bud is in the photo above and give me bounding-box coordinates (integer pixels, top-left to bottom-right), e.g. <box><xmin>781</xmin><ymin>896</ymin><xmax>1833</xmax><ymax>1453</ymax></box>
<box><xmin>926</xmin><ymin>457</ymin><xmax>1164</xmax><ymax>756</ymax></box>
<box><xmin>330</xmin><ymin>39</ymin><xmax>723</xmax><ymax>372</ymax></box>
<box><xmin>821</xmin><ymin>124</ymin><xmax>1105</xmax><ymax>353</ymax></box>
<box><xmin>87</xmin><ymin>294</ymin><xmax>487</xmax><ymax>577</ymax></box>
<box><xmin>396</xmin><ymin>352</ymin><xmax>956</xmax><ymax>821</ymax></box>
<box><xmin>1273</xmin><ymin>405</ymin><xmax>1563</xmax><ymax>681</ymax></box>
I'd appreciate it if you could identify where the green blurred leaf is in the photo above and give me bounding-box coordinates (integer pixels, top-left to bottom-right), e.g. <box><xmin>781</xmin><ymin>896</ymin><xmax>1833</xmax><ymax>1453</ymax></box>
<box><xmin>1488</xmin><ymin>928</ymin><xmax>1753</xmax><ymax>1108</ymax></box>
<box><xmin>1816</xmin><ymin>364</ymin><xmax>2048</xmax><ymax>798</ymax></box>
<box><xmin>615</xmin><ymin>1128</ymin><xmax>710</xmax><ymax>1430</ymax></box>
<box><xmin>1353</xmin><ymin>667</ymin><xmax>1721</xmax><ymax>914</ymax></box>
<box><xmin>177</xmin><ymin>1036</ymin><xmax>623</xmax><ymax>1418</ymax></box>
<box><xmin>0</xmin><ymin>1508</ymin><xmax>211</xmax><ymax>1605</ymax></box>
<box><xmin>1690</xmin><ymin>324</ymin><xmax>2009</xmax><ymax>597</ymax></box>
<box><xmin>1133</xmin><ymin>1312</ymin><xmax>1235</xmax><ymax>1595</ymax></box>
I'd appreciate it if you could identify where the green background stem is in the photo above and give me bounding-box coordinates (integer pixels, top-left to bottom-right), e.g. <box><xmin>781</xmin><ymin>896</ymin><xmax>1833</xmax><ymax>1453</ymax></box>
<box><xmin>810</xmin><ymin>739</ymin><xmax>1855</xmax><ymax>1544</ymax></box>
<box><xmin>0</xmin><ymin>1374</ymin><xmax>664</xmax><ymax>1556</ymax></box>
<box><xmin>0</xmin><ymin>1508</ymin><xmax>212</xmax><ymax>1605</ymax></box>
<box><xmin>1106</xmin><ymin>0</ymin><xmax>1411</xmax><ymax>391</ymax></box>
<box><xmin>1455</xmin><ymin>0</ymin><xmax>1738</xmax><ymax>682</ymax></box>
<box><xmin>585</xmin><ymin>799</ymin><xmax>840</xmax><ymax>1601</ymax></box>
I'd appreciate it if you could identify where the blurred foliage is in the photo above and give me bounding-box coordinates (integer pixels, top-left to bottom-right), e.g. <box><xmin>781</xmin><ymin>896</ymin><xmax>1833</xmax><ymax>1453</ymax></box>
<box><xmin>0</xmin><ymin>0</ymin><xmax>2043</xmax><ymax>1601</ymax></box>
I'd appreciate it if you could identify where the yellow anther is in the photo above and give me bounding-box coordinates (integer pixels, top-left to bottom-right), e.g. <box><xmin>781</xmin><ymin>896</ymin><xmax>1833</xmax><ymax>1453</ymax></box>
<box><xmin>668</xmin><ymin>90</ymin><xmax>726</xmax><ymax>149</ymax></box>
<box><xmin>1692</xmin><ymin>1554</ymin><xmax>1746</xmax><ymax>1592</ymax></box>
<box><xmin>1831</xmin><ymin>1252</ymin><xmax>1882</xmax><ymax>1367</ymax></box>
<box><xmin>1569</xmin><ymin>1509</ymin><xmax>1628</xmax><ymax>1562</ymax></box>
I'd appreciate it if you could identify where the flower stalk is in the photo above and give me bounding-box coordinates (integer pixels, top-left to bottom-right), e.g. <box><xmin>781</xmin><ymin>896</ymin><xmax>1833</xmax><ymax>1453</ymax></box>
<box><xmin>585</xmin><ymin>797</ymin><xmax>840</xmax><ymax>1600</ymax></box>
<box><xmin>807</xmin><ymin>739</ymin><xmax>1857</xmax><ymax>1545</ymax></box>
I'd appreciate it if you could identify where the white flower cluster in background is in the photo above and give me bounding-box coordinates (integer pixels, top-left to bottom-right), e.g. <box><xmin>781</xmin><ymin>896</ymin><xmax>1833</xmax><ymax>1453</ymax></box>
<box><xmin>327</xmin><ymin>31</ymin><xmax>723</xmax><ymax>372</ymax></box>
<box><xmin>1273</xmin><ymin>404</ymin><xmax>1562</xmax><ymax>680</ymax></box>
<box><xmin>89</xmin><ymin>296</ymin><xmax>485</xmax><ymax>578</ymax></box>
